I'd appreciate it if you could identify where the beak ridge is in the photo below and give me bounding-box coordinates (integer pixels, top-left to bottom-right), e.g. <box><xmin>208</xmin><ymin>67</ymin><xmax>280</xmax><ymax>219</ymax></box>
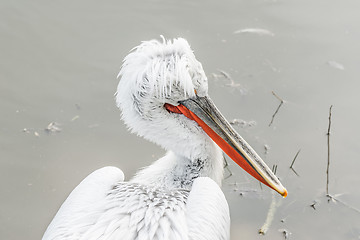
<box><xmin>178</xmin><ymin>96</ymin><xmax>287</xmax><ymax>197</ymax></box>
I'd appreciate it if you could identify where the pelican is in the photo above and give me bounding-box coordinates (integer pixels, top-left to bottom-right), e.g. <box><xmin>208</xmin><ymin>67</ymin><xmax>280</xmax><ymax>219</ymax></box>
<box><xmin>43</xmin><ymin>37</ymin><xmax>287</xmax><ymax>240</ymax></box>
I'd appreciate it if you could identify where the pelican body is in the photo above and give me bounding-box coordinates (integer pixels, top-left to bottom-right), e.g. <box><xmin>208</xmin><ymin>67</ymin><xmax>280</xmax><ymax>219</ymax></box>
<box><xmin>43</xmin><ymin>37</ymin><xmax>287</xmax><ymax>240</ymax></box>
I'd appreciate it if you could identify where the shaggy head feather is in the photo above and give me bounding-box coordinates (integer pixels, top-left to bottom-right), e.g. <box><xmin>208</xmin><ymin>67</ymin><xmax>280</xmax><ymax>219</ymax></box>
<box><xmin>116</xmin><ymin>37</ymin><xmax>216</xmax><ymax>162</ymax></box>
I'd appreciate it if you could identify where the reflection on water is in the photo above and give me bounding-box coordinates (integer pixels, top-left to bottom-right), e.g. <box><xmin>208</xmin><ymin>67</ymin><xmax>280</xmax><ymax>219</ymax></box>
<box><xmin>1</xmin><ymin>0</ymin><xmax>360</xmax><ymax>239</ymax></box>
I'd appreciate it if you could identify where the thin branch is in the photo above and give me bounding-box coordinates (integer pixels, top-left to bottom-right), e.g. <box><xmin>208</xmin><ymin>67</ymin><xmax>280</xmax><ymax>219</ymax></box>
<box><xmin>326</xmin><ymin>194</ymin><xmax>360</xmax><ymax>214</ymax></box>
<box><xmin>223</xmin><ymin>154</ymin><xmax>233</xmax><ymax>180</ymax></box>
<box><xmin>290</xmin><ymin>149</ymin><xmax>301</xmax><ymax>168</ymax></box>
<box><xmin>269</xmin><ymin>91</ymin><xmax>284</xmax><ymax>127</ymax></box>
<box><xmin>272</xmin><ymin>164</ymin><xmax>278</xmax><ymax>175</ymax></box>
<box><xmin>290</xmin><ymin>149</ymin><xmax>301</xmax><ymax>177</ymax></box>
<box><xmin>259</xmin><ymin>191</ymin><xmax>281</xmax><ymax>235</ymax></box>
<box><xmin>290</xmin><ymin>167</ymin><xmax>299</xmax><ymax>177</ymax></box>
<box><xmin>310</xmin><ymin>201</ymin><xmax>317</xmax><ymax>210</ymax></box>
<box><xmin>279</xmin><ymin>229</ymin><xmax>291</xmax><ymax>239</ymax></box>
<box><xmin>272</xmin><ymin>91</ymin><xmax>284</xmax><ymax>102</ymax></box>
<box><xmin>326</xmin><ymin>105</ymin><xmax>333</xmax><ymax>195</ymax></box>
<box><xmin>218</xmin><ymin>69</ymin><xmax>232</xmax><ymax>81</ymax></box>
<box><xmin>218</xmin><ymin>69</ymin><xmax>242</xmax><ymax>88</ymax></box>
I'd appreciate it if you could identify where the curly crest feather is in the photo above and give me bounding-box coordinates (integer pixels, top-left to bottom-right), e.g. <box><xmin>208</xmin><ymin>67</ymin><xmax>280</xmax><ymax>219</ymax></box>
<box><xmin>116</xmin><ymin>37</ymin><xmax>207</xmax><ymax>117</ymax></box>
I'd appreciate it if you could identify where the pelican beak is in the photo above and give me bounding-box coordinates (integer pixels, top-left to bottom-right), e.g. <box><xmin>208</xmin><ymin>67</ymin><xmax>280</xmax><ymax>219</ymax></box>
<box><xmin>175</xmin><ymin>95</ymin><xmax>287</xmax><ymax>197</ymax></box>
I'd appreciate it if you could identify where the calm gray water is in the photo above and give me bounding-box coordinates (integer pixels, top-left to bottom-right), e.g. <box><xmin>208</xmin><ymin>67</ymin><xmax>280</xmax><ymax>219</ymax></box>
<box><xmin>1</xmin><ymin>0</ymin><xmax>360</xmax><ymax>239</ymax></box>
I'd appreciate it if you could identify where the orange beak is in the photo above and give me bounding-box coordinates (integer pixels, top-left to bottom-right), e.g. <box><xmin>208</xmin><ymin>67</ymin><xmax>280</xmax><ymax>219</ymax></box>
<box><xmin>166</xmin><ymin>95</ymin><xmax>287</xmax><ymax>197</ymax></box>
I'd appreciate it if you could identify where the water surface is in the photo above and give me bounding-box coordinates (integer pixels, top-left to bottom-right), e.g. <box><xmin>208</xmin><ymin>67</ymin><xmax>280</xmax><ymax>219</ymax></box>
<box><xmin>1</xmin><ymin>0</ymin><xmax>360</xmax><ymax>239</ymax></box>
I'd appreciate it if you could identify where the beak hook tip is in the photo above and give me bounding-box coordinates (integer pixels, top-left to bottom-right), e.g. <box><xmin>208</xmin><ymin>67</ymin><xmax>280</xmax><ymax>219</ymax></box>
<box><xmin>281</xmin><ymin>189</ymin><xmax>288</xmax><ymax>198</ymax></box>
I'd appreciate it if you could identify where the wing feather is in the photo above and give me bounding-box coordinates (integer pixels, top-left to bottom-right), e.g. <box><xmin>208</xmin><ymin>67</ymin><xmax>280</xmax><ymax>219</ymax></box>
<box><xmin>43</xmin><ymin>170</ymin><xmax>229</xmax><ymax>240</ymax></box>
<box><xmin>186</xmin><ymin>177</ymin><xmax>230</xmax><ymax>240</ymax></box>
<box><xmin>42</xmin><ymin>167</ymin><xmax>124</xmax><ymax>240</ymax></box>
<box><xmin>43</xmin><ymin>167</ymin><xmax>191</xmax><ymax>240</ymax></box>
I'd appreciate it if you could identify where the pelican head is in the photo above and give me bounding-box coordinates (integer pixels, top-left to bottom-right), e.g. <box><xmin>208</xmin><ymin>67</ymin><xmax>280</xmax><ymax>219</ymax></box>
<box><xmin>116</xmin><ymin>37</ymin><xmax>287</xmax><ymax>197</ymax></box>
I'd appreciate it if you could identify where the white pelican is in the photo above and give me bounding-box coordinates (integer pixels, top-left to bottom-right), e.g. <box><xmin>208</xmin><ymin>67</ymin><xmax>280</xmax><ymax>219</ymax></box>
<box><xmin>43</xmin><ymin>37</ymin><xmax>287</xmax><ymax>240</ymax></box>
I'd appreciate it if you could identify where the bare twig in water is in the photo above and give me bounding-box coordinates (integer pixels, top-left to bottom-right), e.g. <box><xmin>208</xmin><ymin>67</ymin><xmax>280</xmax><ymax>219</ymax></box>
<box><xmin>279</xmin><ymin>229</ymin><xmax>292</xmax><ymax>239</ymax></box>
<box><xmin>272</xmin><ymin>164</ymin><xmax>278</xmax><ymax>175</ymax></box>
<box><xmin>269</xmin><ymin>91</ymin><xmax>284</xmax><ymax>127</ymax></box>
<box><xmin>326</xmin><ymin>105</ymin><xmax>333</xmax><ymax>195</ymax></box>
<box><xmin>290</xmin><ymin>149</ymin><xmax>301</xmax><ymax>177</ymax></box>
<box><xmin>323</xmin><ymin>107</ymin><xmax>360</xmax><ymax>215</ymax></box>
<box><xmin>259</xmin><ymin>191</ymin><xmax>280</xmax><ymax>235</ymax></box>
<box><xmin>218</xmin><ymin>69</ymin><xmax>242</xmax><ymax>88</ymax></box>
<box><xmin>290</xmin><ymin>149</ymin><xmax>301</xmax><ymax>169</ymax></box>
<box><xmin>258</xmin><ymin>165</ymin><xmax>281</xmax><ymax>235</ymax></box>
<box><xmin>218</xmin><ymin>69</ymin><xmax>232</xmax><ymax>80</ymax></box>
<box><xmin>272</xmin><ymin>91</ymin><xmax>283</xmax><ymax>102</ymax></box>
<box><xmin>326</xmin><ymin>194</ymin><xmax>360</xmax><ymax>214</ymax></box>
<box><xmin>310</xmin><ymin>201</ymin><xmax>317</xmax><ymax>210</ymax></box>
<box><xmin>223</xmin><ymin>154</ymin><xmax>233</xmax><ymax>180</ymax></box>
<box><xmin>45</xmin><ymin>122</ymin><xmax>62</xmax><ymax>133</ymax></box>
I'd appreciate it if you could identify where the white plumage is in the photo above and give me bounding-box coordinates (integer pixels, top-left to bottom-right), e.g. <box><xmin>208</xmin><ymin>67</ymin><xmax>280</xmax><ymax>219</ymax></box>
<box><xmin>43</xmin><ymin>37</ymin><xmax>286</xmax><ymax>240</ymax></box>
